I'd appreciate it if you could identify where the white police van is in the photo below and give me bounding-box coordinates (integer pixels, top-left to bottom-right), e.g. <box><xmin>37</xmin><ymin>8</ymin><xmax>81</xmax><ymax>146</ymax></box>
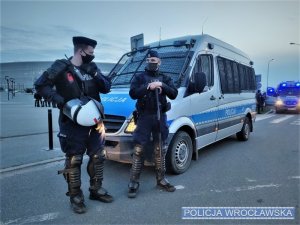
<box><xmin>102</xmin><ymin>34</ymin><xmax>256</xmax><ymax>174</ymax></box>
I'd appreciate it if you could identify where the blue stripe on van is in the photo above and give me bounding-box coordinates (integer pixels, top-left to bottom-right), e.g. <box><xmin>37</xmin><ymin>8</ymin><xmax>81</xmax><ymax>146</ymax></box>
<box><xmin>168</xmin><ymin>103</ymin><xmax>255</xmax><ymax>127</ymax></box>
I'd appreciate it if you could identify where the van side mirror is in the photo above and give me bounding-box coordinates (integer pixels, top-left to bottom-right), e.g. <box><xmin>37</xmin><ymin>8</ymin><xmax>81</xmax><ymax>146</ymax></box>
<box><xmin>189</xmin><ymin>72</ymin><xmax>207</xmax><ymax>93</ymax></box>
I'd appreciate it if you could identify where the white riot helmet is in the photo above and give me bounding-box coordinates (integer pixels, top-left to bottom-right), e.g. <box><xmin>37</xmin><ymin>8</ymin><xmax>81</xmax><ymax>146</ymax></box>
<box><xmin>63</xmin><ymin>97</ymin><xmax>105</xmax><ymax>126</ymax></box>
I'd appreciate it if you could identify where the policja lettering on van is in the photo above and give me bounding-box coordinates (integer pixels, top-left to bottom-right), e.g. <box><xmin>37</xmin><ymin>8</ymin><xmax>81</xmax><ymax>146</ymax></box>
<box><xmin>101</xmin><ymin>96</ymin><xmax>127</xmax><ymax>103</ymax></box>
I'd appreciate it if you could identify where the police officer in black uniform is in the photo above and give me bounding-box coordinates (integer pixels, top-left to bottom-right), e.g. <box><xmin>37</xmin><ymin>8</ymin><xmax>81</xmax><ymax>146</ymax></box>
<box><xmin>256</xmin><ymin>90</ymin><xmax>263</xmax><ymax>114</ymax></box>
<box><xmin>128</xmin><ymin>50</ymin><xmax>178</xmax><ymax>198</ymax></box>
<box><xmin>35</xmin><ymin>36</ymin><xmax>113</xmax><ymax>214</ymax></box>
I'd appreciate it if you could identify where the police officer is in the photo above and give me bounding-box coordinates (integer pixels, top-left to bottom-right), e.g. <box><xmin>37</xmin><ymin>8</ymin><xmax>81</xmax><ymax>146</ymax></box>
<box><xmin>35</xmin><ymin>36</ymin><xmax>113</xmax><ymax>214</ymax></box>
<box><xmin>34</xmin><ymin>92</ymin><xmax>41</xmax><ymax>107</ymax></box>
<box><xmin>128</xmin><ymin>50</ymin><xmax>178</xmax><ymax>198</ymax></box>
<box><xmin>256</xmin><ymin>90</ymin><xmax>263</xmax><ymax>114</ymax></box>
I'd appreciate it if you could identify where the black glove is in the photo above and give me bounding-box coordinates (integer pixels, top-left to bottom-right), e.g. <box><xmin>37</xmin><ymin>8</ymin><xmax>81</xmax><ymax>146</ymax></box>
<box><xmin>80</xmin><ymin>62</ymin><xmax>98</xmax><ymax>77</ymax></box>
<box><xmin>53</xmin><ymin>94</ymin><xmax>65</xmax><ymax>110</ymax></box>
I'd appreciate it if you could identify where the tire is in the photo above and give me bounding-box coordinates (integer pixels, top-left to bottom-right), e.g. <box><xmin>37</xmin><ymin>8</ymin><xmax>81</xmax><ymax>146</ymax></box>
<box><xmin>236</xmin><ymin>117</ymin><xmax>250</xmax><ymax>141</ymax></box>
<box><xmin>166</xmin><ymin>131</ymin><xmax>193</xmax><ymax>174</ymax></box>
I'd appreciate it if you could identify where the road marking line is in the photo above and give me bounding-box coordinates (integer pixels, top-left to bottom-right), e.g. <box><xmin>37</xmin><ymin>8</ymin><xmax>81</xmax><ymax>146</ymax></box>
<box><xmin>246</xmin><ymin>178</ymin><xmax>257</xmax><ymax>182</ymax></box>
<box><xmin>288</xmin><ymin>176</ymin><xmax>300</xmax><ymax>179</ymax></box>
<box><xmin>2</xmin><ymin>212</ymin><xmax>59</xmax><ymax>225</ymax></box>
<box><xmin>255</xmin><ymin>114</ymin><xmax>275</xmax><ymax>121</ymax></box>
<box><xmin>210</xmin><ymin>183</ymin><xmax>281</xmax><ymax>193</ymax></box>
<box><xmin>290</xmin><ymin>119</ymin><xmax>300</xmax><ymax>126</ymax></box>
<box><xmin>235</xmin><ymin>184</ymin><xmax>281</xmax><ymax>191</ymax></box>
<box><xmin>270</xmin><ymin>115</ymin><xmax>294</xmax><ymax>124</ymax></box>
<box><xmin>175</xmin><ymin>185</ymin><xmax>185</xmax><ymax>190</ymax></box>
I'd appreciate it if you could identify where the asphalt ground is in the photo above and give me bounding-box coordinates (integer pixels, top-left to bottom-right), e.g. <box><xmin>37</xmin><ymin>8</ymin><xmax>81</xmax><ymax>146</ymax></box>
<box><xmin>0</xmin><ymin>92</ymin><xmax>299</xmax><ymax>225</ymax></box>
<box><xmin>1</xmin><ymin>92</ymin><xmax>63</xmax><ymax>169</ymax></box>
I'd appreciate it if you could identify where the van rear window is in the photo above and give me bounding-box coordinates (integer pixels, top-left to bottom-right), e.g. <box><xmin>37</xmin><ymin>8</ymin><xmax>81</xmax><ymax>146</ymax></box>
<box><xmin>217</xmin><ymin>56</ymin><xmax>255</xmax><ymax>93</ymax></box>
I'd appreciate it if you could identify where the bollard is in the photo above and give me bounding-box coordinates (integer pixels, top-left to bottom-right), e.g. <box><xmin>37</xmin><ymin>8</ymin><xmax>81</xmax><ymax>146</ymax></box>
<box><xmin>48</xmin><ymin>109</ymin><xmax>54</xmax><ymax>150</ymax></box>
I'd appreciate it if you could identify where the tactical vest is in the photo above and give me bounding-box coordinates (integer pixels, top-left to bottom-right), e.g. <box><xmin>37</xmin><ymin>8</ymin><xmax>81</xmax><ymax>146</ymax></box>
<box><xmin>55</xmin><ymin>65</ymin><xmax>101</xmax><ymax>102</ymax></box>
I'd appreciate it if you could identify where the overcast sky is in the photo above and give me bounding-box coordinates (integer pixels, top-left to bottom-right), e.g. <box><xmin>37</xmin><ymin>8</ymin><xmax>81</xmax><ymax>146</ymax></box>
<box><xmin>1</xmin><ymin>0</ymin><xmax>299</xmax><ymax>89</ymax></box>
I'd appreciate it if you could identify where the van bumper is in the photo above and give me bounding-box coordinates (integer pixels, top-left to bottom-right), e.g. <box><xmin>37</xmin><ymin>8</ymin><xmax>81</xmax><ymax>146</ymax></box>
<box><xmin>104</xmin><ymin>135</ymin><xmax>134</xmax><ymax>163</ymax></box>
<box><xmin>104</xmin><ymin>133</ymin><xmax>175</xmax><ymax>163</ymax></box>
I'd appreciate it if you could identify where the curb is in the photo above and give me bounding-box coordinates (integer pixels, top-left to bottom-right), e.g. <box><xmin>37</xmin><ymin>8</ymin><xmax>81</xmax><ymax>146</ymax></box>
<box><xmin>0</xmin><ymin>156</ymin><xmax>65</xmax><ymax>173</ymax></box>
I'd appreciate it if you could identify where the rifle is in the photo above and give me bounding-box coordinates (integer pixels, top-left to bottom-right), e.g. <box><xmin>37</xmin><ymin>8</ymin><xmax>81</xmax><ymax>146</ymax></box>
<box><xmin>155</xmin><ymin>88</ymin><xmax>163</xmax><ymax>170</ymax></box>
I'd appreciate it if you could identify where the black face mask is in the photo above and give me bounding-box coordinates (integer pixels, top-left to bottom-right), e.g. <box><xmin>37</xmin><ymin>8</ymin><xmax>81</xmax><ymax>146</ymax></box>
<box><xmin>81</xmin><ymin>50</ymin><xmax>95</xmax><ymax>64</ymax></box>
<box><xmin>146</xmin><ymin>62</ymin><xmax>159</xmax><ymax>72</ymax></box>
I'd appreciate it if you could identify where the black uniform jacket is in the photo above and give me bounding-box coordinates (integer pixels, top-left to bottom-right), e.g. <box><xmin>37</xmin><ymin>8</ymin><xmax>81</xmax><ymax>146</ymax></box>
<box><xmin>34</xmin><ymin>59</ymin><xmax>111</xmax><ymax>107</ymax></box>
<box><xmin>129</xmin><ymin>70</ymin><xmax>178</xmax><ymax>113</ymax></box>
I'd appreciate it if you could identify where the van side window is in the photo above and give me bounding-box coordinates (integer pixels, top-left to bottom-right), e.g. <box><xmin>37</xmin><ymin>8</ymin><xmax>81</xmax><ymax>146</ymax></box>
<box><xmin>217</xmin><ymin>56</ymin><xmax>255</xmax><ymax>93</ymax></box>
<box><xmin>232</xmin><ymin>62</ymin><xmax>240</xmax><ymax>92</ymax></box>
<box><xmin>249</xmin><ymin>67</ymin><xmax>256</xmax><ymax>90</ymax></box>
<box><xmin>192</xmin><ymin>54</ymin><xmax>214</xmax><ymax>87</ymax></box>
<box><xmin>217</xmin><ymin>57</ymin><xmax>228</xmax><ymax>93</ymax></box>
<box><xmin>239</xmin><ymin>64</ymin><xmax>246</xmax><ymax>90</ymax></box>
<box><xmin>225</xmin><ymin>59</ymin><xmax>234</xmax><ymax>92</ymax></box>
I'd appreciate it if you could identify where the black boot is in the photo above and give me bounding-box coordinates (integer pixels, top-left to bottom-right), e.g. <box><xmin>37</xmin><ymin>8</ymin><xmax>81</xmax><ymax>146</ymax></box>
<box><xmin>70</xmin><ymin>190</ymin><xmax>86</xmax><ymax>214</ymax></box>
<box><xmin>128</xmin><ymin>181</ymin><xmax>139</xmax><ymax>198</ymax></box>
<box><xmin>128</xmin><ymin>144</ymin><xmax>144</xmax><ymax>198</ymax></box>
<box><xmin>87</xmin><ymin>150</ymin><xmax>113</xmax><ymax>203</ymax></box>
<box><xmin>154</xmin><ymin>146</ymin><xmax>176</xmax><ymax>192</ymax></box>
<box><xmin>89</xmin><ymin>179</ymin><xmax>114</xmax><ymax>203</ymax></box>
<box><xmin>157</xmin><ymin>178</ymin><xmax>176</xmax><ymax>192</ymax></box>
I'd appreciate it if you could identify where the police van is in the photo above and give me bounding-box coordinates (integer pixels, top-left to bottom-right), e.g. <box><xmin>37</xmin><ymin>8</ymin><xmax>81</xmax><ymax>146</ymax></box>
<box><xmin>274</xmin><ymin>81</ymin><xmax>300</xmax><ymax>113</ymax></box>
<box><xmin>102</xmin><ymin>34</ymin><xmax>256</xmax><ymax>174</ymax></box>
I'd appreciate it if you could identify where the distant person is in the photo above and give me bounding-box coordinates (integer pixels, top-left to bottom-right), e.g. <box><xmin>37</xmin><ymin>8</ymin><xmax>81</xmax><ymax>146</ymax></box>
<box><xmin>41</xmin><ymin>96</ymin><xmax>45</xmax><ymax>107</ymax></box>
<box><xmin>52</xmin><ymin>101</ymin><xmax>57</xmax><ymax>108</ymax></box>
<box><xmin>261</xmin><ymin>92</ymin><xmax>266</xmax><ymax>112</ymax></box>
<box><xmin>35</xmin><ymin>36</ymin><xmax>112</xmax><ymax>214</ymax></box>
<box><xmin>34</xmin><ymin>93</ymin><xmax>41</xmax><ymax>107</ymax></box>
<box><xmin>47</xmin><ymin>98</ymin><xmax>51</xmax><ymax>107</ymax></box>
<box><xmin>256</xmin><ymin>90</ymin><xmax>263</xmax><ymax>114</ymax></box>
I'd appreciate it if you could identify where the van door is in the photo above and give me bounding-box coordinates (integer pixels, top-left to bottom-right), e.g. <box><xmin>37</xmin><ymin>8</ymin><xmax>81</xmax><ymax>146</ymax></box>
<box><xmin>188</xmin><ymin>54</ymin><xmax>219</xmax><ymax>149</ymax></box>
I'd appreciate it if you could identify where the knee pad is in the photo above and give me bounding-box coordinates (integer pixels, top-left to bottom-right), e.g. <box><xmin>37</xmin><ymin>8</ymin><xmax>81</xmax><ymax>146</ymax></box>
<box><xmin>66</xmin><ymin>155</ymin><xmax>83</xmax><ymax>168</ymax></box>
<box><xmin>90</xmin><ymin>149</ymin><xmax>106</xmax><ymax>164</ymax></box>
<box><xmin>133</xmin><ymin>144</ymin><xmax>143</xmax><ymax>157</ymax></box>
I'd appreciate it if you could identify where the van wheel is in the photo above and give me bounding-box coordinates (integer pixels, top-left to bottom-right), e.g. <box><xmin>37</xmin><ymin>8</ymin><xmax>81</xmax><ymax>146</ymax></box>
<box><xmin>166</xmin><ymin>131</ymin><xmax>193</xmax><ymax>174</ymax></box>
<box><xmin>236</xmin><ymin>117</ymin><xmax>250</xmax><ymax>141</ymax></box>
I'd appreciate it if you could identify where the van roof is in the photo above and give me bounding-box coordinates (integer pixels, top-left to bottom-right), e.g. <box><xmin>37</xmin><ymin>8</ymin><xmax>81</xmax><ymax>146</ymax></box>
<box><xmin>148</xmin><ymin>34</ymin><xmax>251</xmax><ymax>62</ymax></box>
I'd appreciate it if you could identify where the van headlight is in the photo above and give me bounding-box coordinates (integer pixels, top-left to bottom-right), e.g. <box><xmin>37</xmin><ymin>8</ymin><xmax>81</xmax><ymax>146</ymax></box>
<box><xmin>125</xmin><ymin>118</ymin><xmax>137</xmax><ymax>133</ymax></box>
<box><xmin>275</xmin><ymin>99</ymin><xmax>284</xmax><ymax>106</ymax></box>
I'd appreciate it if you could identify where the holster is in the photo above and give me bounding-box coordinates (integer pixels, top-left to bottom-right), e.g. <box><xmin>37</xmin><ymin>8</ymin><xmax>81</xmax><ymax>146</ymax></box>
<box><xmin>162</xmin><ymin>102</ymin><xmax>171</xmax><ymax>113</ymax></box>
<box><xmin>133</xmin><ymin>110</ymin><xmax>139</xmax><ymax>124</ymax></box>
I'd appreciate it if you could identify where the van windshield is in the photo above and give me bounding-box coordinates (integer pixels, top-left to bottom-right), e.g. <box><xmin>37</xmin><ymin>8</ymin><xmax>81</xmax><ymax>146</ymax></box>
<box><xmin>109</xmin><ymin>45</ymin><xmax>192</xmax><ymax>88</ymax></box>
<box><xmin>278</xmin><ymin>87</ymin><xmax>300</xmax><ymax>97</ymax></box>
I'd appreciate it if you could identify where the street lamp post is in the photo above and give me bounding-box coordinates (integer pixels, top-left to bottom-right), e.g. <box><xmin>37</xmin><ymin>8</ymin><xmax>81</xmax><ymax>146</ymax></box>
<box><xmin>267</xmin><ymin>59</ymin><xmax>274</xmax><ymax>91</ymax></box>
<box><xmin>5</xmin><ymin>76</ymin><xmax>10</xmax><ymax>101</ymax></box>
